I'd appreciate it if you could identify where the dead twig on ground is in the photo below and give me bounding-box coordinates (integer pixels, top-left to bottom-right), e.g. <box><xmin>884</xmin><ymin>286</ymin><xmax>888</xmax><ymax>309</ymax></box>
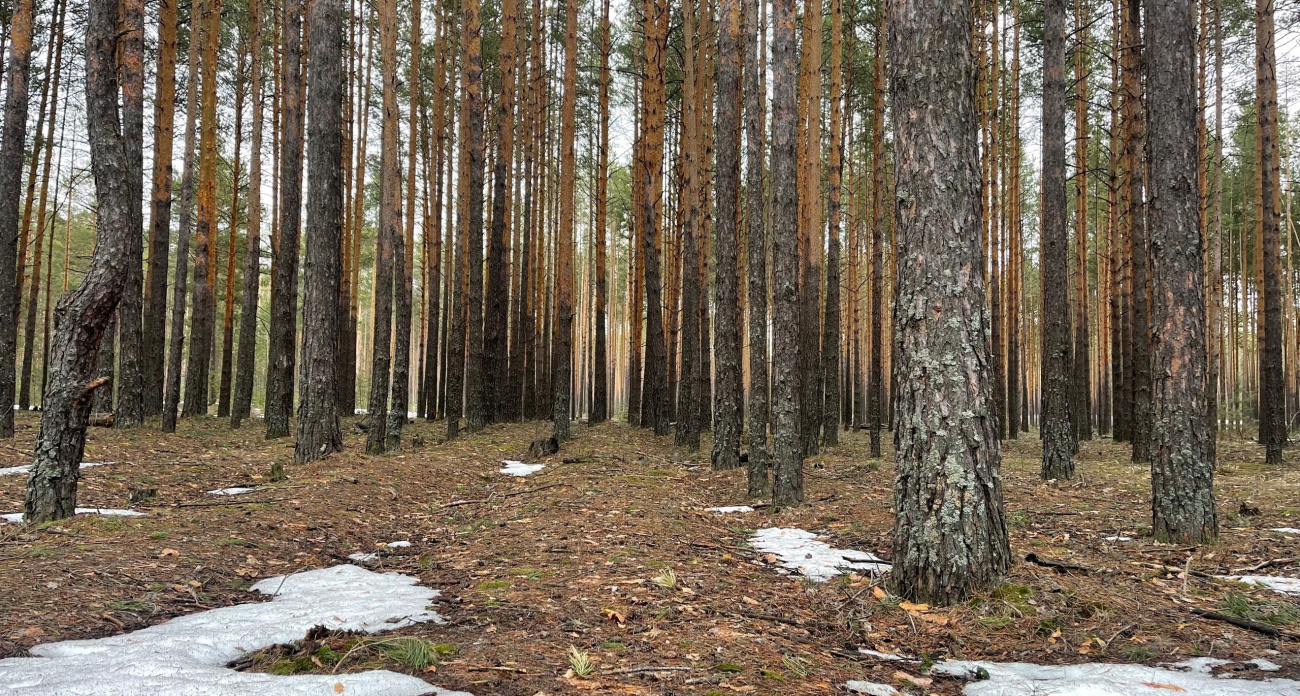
<box><xmin>606</xmin><ymin>666</ymin><xmax>695</xmax><ymax>675</ymax></box>
<box><xmin>1025</xmin><ymin>553</ymin><xmax>1097</xmax><ymax>574</ymax></box>
<box><xmin>1230</xmin><ymin>558</ymin><xmax>1298</xmax><ymax>574</ymax></box>
<box><xmin>1191</xmin><ymin>608</ymin><xmax>1299</xmax><ymax>639</ymax></box>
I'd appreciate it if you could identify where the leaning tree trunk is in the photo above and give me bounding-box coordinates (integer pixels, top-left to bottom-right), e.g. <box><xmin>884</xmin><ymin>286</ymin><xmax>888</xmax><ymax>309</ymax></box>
<box><xmin>1040</xmin><ymin>0</ymin><xmax>1076</xmax><ymax>480</ymax></box>
<box><xmin>711</xmin><ymin>0</ymin><xmax>744</xmax><ymax>470</ymax></box>
<box><xmin>25</xmin><ymin>0</ymin><xmax>131</xmax><ymax>522</ymax></box>
<box><xmin>770</xmin><ymin>0</ymin><xmax>804</xmax><ymax>507</ymax></box>
<box><xmin>743</xmin><ymin>0</ymin><xmax>769</xmax><ymax>497</ymax></box>
<box><xmin>1146</xmin><ymin>0</ymin><xmax>1217</xmax><ymax>544</ymax></box>
<box><xmin>295</xmin><ymin>0</ymin><xmax>345</xmax><ymax>463</ymax></box>
<box><xmin>0</xmin><ymin>0</ymin><xmax>36</xmax><ymax>438</ymax></box>
<box><xmin>265</xmin><ymin>0</ymin><xmax>305</xmax><ymax>438</ymax></box>
<box><xmin>888</xmin><ymin>0</ymin><xmax>1011</xmax><ymax>605</ymax></box>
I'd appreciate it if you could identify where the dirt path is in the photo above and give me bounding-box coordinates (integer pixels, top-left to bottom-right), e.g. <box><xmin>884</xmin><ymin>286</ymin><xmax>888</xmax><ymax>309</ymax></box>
<box><xmin>2</xmin><ymin>413</ymin><xmax>1298</xmax><ymax>694</ymax></box>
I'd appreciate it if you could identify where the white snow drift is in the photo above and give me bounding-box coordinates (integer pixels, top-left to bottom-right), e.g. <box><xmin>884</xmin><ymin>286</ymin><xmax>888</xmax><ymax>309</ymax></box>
<box><xmin>1</xmin><ymin>508</ymin><xmax>146</xmax><ymax>524</ymax></box>
<box><xmin>749</xmin><ymin>527</ymin><xmax>890</xmax><ymax>582</ymax></box>
<box><xmin>499</xmin><ymin>460</ymin><xmax>544</xmax><ymax>476</ymax></box>
<box><xmin>706</xmin><ymin>505</ymin><xmax>755</xmax><ymax>513</ymax></box>
<box><xmin>1223</xmin><ymin>575</ymin><xmax>1300</xmax><ymax>596</ymax></box>
<box><xmin>208</xmin><ymin>487</ymin><xmax>258</xmax><ymax>496</ymax></box>
<box><xmin>931</xmin><ymin>658</ymin><xmax>1300</xmax><ymax>696</ymax></box>
<box><xmin>0</xmin><ymin>564</ymin><xmax>471</xmax><ymax>696</ymax></box>
<box><xmin>0</xmin><ymin>461</ymin><xmax>113</xmax><ymax>477</ymax></box>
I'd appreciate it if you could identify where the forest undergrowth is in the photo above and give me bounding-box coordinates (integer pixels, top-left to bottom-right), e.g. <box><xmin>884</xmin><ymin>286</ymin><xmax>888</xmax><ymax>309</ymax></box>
<box><xmin>2</xmin><ymin>412</ymin><xmax>1298</xmax><ymax>694</ymax></box>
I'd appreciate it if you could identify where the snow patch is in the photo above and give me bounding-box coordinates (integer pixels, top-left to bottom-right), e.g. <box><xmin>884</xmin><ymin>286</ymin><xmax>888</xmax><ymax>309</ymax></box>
<box><xmin>348</xmin><ymin>553</ymin><xmax>379</xmax><ymax>563</ymax></box>
<box><xmin>706</xmin><ymin>505</ymin><xmax>755</xmax><ymax>513</ymax></box>
<box><xmin>858</xmin><ymin>648</ymin><xmax>908</xmax><ymax>662</ymax></box>
<box><xmin>499</xmin><ymin>460</ymin><xmax>544</xmax><ymax>476</ymax></box>
<box><xmin>932</xmin><ymin>659</ymin><xmax>1300</xmax><ymax>695</ymax></box>
<box><xmin>1271</xmin><ymin>527</ymin><xmax>1300</xmax><ymax>535</ymax></box>
<box><xmin>1221</xmin><ymin>575</ymin><xmax>1300</xmax><ymax>596</ymax></box>
<box><xmin>1250</xmin><ymin>659</ymin><xmax>1284</xmax><ymax>672</ymax></box>
<box><xmin>1104</xmin><ymin>536</ymin><xmax>1133</xmax><ymax>542</ymax></box>
<box><xmin>0</xmin><ymin>461</ymin><xmax>113</xmax><ymax>477</ymax></box>
<box><xmin>1</xmin><ymin>507</ymin><xmax>146</xmax><ymax>524</ymax></box>
<box><xmin>845</xmin><ymin>681</ymin><xmax>900</xmax><ymax>695</ymax></box>
<box><xmin>208</xmin><ymin>487</ymin><xmax>258</xmax><ymax>496</ymax></box>
<box><xmin>748</xmin><ymin>527</ymin><xmax>891</xmax><ymax>582</ymax></box>
<box><xmin>0</xmin><ymin>564</ymin><xmax>470</xmax><ymax>696</ymax></box>
<box><xmin>387</xmin><ymin>541</ymin><xmax>411</xmax><ymax>548</ymax></box>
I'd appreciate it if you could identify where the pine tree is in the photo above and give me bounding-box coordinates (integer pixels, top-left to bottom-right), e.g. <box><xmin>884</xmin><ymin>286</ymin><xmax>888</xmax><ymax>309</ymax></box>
<box><xmin>143</xmin><ymin>0</ymin><xmax>180</xmax><ymax>417</ymax></box>
<box><xmin>639</xmin><ymin>0</ymin><xmax>671</xmax><ymax>436</ymax></box>
<box><xmin>554</xmin><ymin>0</ymin><xmax>577</xmax><ymax>441</ymax></box>
<box><xmin>233</xmin><ymin>0</ymin><xmax>267</xmax><ymax>428</ymax></box>
<box><xmin>743</xmin><ymin>0</ymin><xmax>769</xmax><ymax>496</ymax></box>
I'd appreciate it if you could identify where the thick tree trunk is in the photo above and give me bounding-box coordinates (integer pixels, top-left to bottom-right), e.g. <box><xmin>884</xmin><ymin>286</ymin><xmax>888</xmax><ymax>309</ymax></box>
<box><xmin>114</xmin><ymin>0</ymin><xmax>146</xmax><ymax>428</ymax></box>
<box><xmin>743</xmin><ymin>0</ymin><xmax>769</xmax><ymax>496</ymax></box>
<box><xmin>867</xmin><ymin>10</ymin><xmax>886</xmax><ymax>459</ymax></box>
<box><xmin>183</xmin><ymin>0</ymin><xmax>224</xmax><ymax>418</ymax></box>
<box><xmin>24</xmin><ymin>0</ymin><xmax>131</xmax><ymax>521</ymax></box>
<box><xmin>486</xmin><ymin>0</ymin><xmax>518</xmax><ymax>426</ymax></box>
<box><xmin>0</xmin><ymin>0</ymin><xmax>36</xmax><ymax>438</ymax></box>
<box><xmin>1257</xmin><ymin>0</ymin><xmax>1287</xmax><ymax>464</ymax></box>
<box><xmin>1040</xmin><ymin>0</ymin><xmax>1076</xmax><ymax>479</ymax></box>
<box><xmin>640</xmin><ymin>0</ymin><xmax>671</xmax><ymax>436</ymax></box>
<box><xmin>162</xmin><ymin>6</ymin><xmax>203</xmax><ymax>434</ymax></box>
<box><xmin>712</xmin><ymin>0</ymin><xmax>744</xmax><ymax>469</ymax></box>
<box><xmin>1147</xmin><ymin>0</ymin><xmax>1217</xmax><ymax>543</ymax></box>
<box><xmin>889</xmin><ymin>0</ymin><xmax>1010</xmax><ymax>604</ymax></box>
<box><xmin>1124</xmin><ymin>0</ymin><xmax>1151</xmax><ymax>461</ymax></box>
<box><xmin>233</xmin><ymin>0</ymin><xmax>265</xmax><ymax>428</ymax></box>
<box><xmin>592</xmin><ymin>0</ymin><xmax>610</xmax><ymax>424</ymax></box>
<box><xmin>770</xmin><ymin>0</ymin><xmax>803</xmax><ymax>506</ymax></box>
<box><xmin>295</xmin><ymin>0</ymin><xmax>345</xmax><ymax>462</ymax></box>
<box><xmin>554</xmin><ymin>0</ymin><xmax>577</xmax><ymax>441</ymax></box>
<box><xmin>265</xmin><ymin>0</ymin><xmax>305</xmax><ymax>437</ymax></box>
<box><xmin>143</xmin><ymin>0</ymin><xmax>179</xmax><ymax>417</ymax></box>
<box><xmin>796</xmin><ymin>0</ymin><xmax>823</xmax><ymax>458</ymax></box>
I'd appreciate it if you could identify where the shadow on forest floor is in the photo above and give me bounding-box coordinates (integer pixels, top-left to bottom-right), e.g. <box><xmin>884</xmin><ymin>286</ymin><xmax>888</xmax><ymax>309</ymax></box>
<box><xmin>1</xmin><ymin>413</ymin><xmax>1298</xmax><ymax>694</ymax></box>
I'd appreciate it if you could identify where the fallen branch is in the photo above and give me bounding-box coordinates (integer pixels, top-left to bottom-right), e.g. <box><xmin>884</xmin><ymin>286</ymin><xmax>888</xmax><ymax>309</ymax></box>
<box><xmin>1230</xmin><ymin>558</ymin><xmax>1298</xmax><ymax>574</ymax></box>
<box><xmin>467</xmin><ymin>666</ymin><xmax>528</xmax><ymax>673</ymax></box>
<box><xmin>1191</xmin><ymin>608</ymin><xmax>1295</xmax><ymax>638</ymax></box>
<box><xmin>1025</xmin><ymin>553</ymin><xmax>1096</xmax><ymax>574</ymax></box>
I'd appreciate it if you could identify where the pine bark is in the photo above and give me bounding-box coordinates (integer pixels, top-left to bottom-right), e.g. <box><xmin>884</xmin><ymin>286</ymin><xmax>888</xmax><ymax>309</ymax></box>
<box><xmin>217</xmin><ymin>38</ymin><xmax>248</xmax><ymax>419</ymax></box>
<box><xmin>367</xmin><ymin>0</ymin><xmax>400</xmax><ymax>454</ymax></box>
<box><xmin>1124</xmin><ymin>0</ymin><xmax>1151</xmax><ymax>461</ymax></box>
<box><xmin>1257</xmin><ymin>0</ymin><xmax>1286</xmax><ymax>464</ymax></box>
<box><xmin>743</xmin><ymin>0</ymin><xmax>769</xmax><ymax>496</ymax></box>
<box><xmin>24</xmin><ymin>0</ymin><xmax>132</xmax><ymax>521</ymax></box>
<box><xmin>463</xmin><ymin>0</ymin><xmax>487</xmax><ymax>432</ymax></box>
<box><xmin>677</xmin><ymin>0</ymin><xmax>702</xmax><ymax>451</ymax></box>
<box><xmin>771</xmin><ymin>0</ymin><xmax>803</xmax><ymax>506</ymax></box>
<box><xmin>1147</xmin><ymin>0</ymin><xmax>1217</xmax><ymax>543</ymax></box>
<box><xmin>486</xmin><ymin>0</ymin><xmax>518</xmax><ymax>425</ymax></box>
<box><xmin>233</xmin><ymin>0</ymin><xmax>266</xmax><ymax>428</ymax></box>
<box><xmin>1071</xmin><ymin>0</ymin><xmax>1091</xmax><ymax>441</ymax></box>
<box><xmin>821</xmin><ymin>0</ymin><xmax>843</xmax><ymax>450</ymax></box>
<box><xmin>143</xmin><ymin>0</ymin><xmax>179</xmax><ymax>417</ymax></box>
<box><xmin>639</xmin><ymin>0</ymin><xmax>671</xmax><ymax>436</ymax></box>
<box><xmin>889</xmin><ymin>0</ymin><xmax>1010</xmax><ymax>604</ymax></box>
<box><xmin>0</xmin><ymin>0</ymin><xmax>35</xmax><ymax>437</ymax></box>
<box><xmin>712</xmin><ymin>0</ymin><xmax>744</xmax><ymax>468</ymax></box>
<box><xmin>592</xmin><ymin>0</ymin><xmax>611</xmax><ymax>424</ymax></box>
<box><xmin>554</xmin><ymin>0</ymin><xmax>577</xmax><ymax>441</ymax></box>
<box><xmin>867</xmin><ymin>10</ymin><xmax>886</xmax><ymax>459</ymax></box>
<box><xmin>1040</xmin><ymin>0</ymin><xmax>1076</xmax><ymax>480</ymax></box>
<box><xmin>295</xmin><ymin>0</ymin><xmax>345</xmax><ymax>462</ymax></box>
<box><xmin>265</xmin><ymin>0</ymin><xmax>305</xmax><ymax>437</ymax></box>
<box><xmin>388</xmin><ymin>0</ymin><xmax>422</xmax><ymax>446</ymax></box>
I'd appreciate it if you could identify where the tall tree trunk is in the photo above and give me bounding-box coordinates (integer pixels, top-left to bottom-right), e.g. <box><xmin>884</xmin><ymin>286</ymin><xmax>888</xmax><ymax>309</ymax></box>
<box><xmin>447</xmin><ymin>21</ymin><xmax>471</xmax><ymax>440</ymax></box>
<box><xmin>744</xmin><ymin>0</ymin><xmax>769</xmax><ymax>496</ymax></box>
<box><xmin>1257</xmin><ymin>0</ymin><xmax>1286</xmax><ymax>463</ymax></box>
<box><xmin>797</xmin><ymin>0</ymin><xmax>823</xmax><ymax>458</ymax></box>
<box><xmin>820</xmin><ymin>0</ymin><xmax>843</xmax><ymax>450</ymax></box>
<box><xmin>183</xmin><ymin>0</ymin><xmax>224</xmax><ymax>418</ymax></box>
<box><xmin>889</xmin><ymin>0</ymin><xmax>1010</xmax><ymax>604</ymax></box>
<box><xmin>1072</xmin><ymin>0</ymin><xmax>1091</xmax><ymax>441</ymax></box>
<box><xmin>1208</xmin><ymin>0</ymin><xmax>1222</xmax><ymax>446</ymax></box>
<box><xmin>162</xmin><ymin>3</ymin><xmax>204</xmax><ymax>433</ymax></box>
<box><xmin>0</xmin><ymin>0</ymin><xmax>36</xmax><ymax>437</ymax></box>
<box><xmin>116</xmin><ymin>0</ymin><xmax>145</xmax><ymax>428</ymax></box>
<box><xmin>1124</xmin><ymin>0</ymin><xmax>1151</xmax><ymax>461</ymax></box>
<box><xmin>463</xmin><ymin>0</ymin><xmax>488</xmax><ymax>433</ymax></box>
<box><xmin>1040</xmin><ymin>0</ymin><xmax>1076</xmax><ymax>479</ymax></box>
<box><xmin>486</xmin><ymin>0</ymin><xmax>518</xmax><ymax>426</ymax></box>
<box><xmin>867</xmin><ymin>8</ymin><xmax>886</xmax><ymax>459</ymax></box>
<box><xmin>218</xmin><ymin>37</ymin><xmax>249</xmax><ymax>419</ymax></box>
<box><xmin>24</xmin><ymin>0</ymin><xmax>132</xmax><ymax>521</ymax></box>
<box><xmin>233</xmin><ymin>0</ymin><xmax>266</xmax><ymax>428</ymax></box>
<box><xmin>770</xmin><ymin>0</ymin><xmax>802</xmax><ymax>506</ymax></box>
<box><xmin>592</xmin><ymin>0</ymin><xmax>610</xmax><ymax>424</ymax></box>
<box><xmin>677</xmin><ymin>0</ymin><xmax>702</xmax><ymax>451</ymax></box>
<box><xmin>640</xmin><ymin>0</ymin><xmax>671</xmax><ymax>436</ymax></box>
<box><xmin>713</xmin><ymin>0</ymin><xmax>744</xmax><ymax>468</ymax></box>
<box><xmin>1006</xmin><ymin>6</ymin><xmax>1021</xmax><ymax>439</ymax></box>
<box><xmin>554</xmin><ymin>0</ymin><xmax>577</xmax><ymax>441</ymax></box>
<box><xmin>143</xmin><ymin>0</ymin><xmax>179</xmax><ymax>417</ymax></box>
<box><xmin>296</xmin><ymin>0</ymin><xmax>345</xmax><ymax>462</ymax></box>
<box><xmin>265</xmin><ymin>0</ymin><xmax>305</xmax><ymax>437</ymax></box>
<box><xmin>1147</xmin><ymin>0</ymin><xmax>1217</xmax><ymax>543</ymax></box>
<box><xmin>367</xmin><ymin>0</ymin><xmax>400</xmax><ymax>453</ymax></box>
<box><xmin>425</xmin><ymin>11</ymin><xmax>450</xmax><ymax>421</ymax></box>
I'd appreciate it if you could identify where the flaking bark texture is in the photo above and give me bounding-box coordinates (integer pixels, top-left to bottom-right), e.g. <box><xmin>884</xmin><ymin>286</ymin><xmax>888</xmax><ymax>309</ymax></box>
<box><xmin>1040</xmin><ymin>0</ymin><xmax>1076</xmax><ymax>480</ymax></box>
<box><xmin>712</xmin><ymin>0</ymin><xmax>744</xmax><ymax>470</ymax></box>
<box><xmin>295</xmin><ymin>0</ymin><xmax>345</xmax><ymax>463</ymax></box>
<box><xmin>265</xmin><ymin>0</ymin><xmax>305</xmax><ymax>438</ymax></box>
<box><xmin>0</xmin><ymin>0</ymin><xmax>35</xmax><ymax>438</ymax></box>
<box><xmin>24</xmin><ymin>0</ymin><xmax>131</xmax><ymax>521</ymax></box>
<box><xmin>770</xmin><ymin>0</ymin><xmax>803</xmax><ymax>507</ymax></box>
<box><xmin>1146</xmin><ymin>0</ymin><xmax>1217</xmax><ymax>544</ymax></box>
<box><xmin>888</xmin><ymin>0</ymin><xmax>1010</xmax><ymax>605</ymax></box>
<box><xmin>743</xmin><ymin>0</ymin><xmax>769</xmax><ymax>497</ymax></box>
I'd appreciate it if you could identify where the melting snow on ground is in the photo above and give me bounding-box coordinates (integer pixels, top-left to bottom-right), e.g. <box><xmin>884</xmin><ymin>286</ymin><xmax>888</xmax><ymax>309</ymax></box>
<box><xmin>1219</xmin><ymin>575</ymin><xmax>1300</xmax><ymax>596</ymax></box>
<box><xmin>208</xmin><ymin>487</ymin><xmax>258</xmax><ymax>496</ymax></box>
<box><xmin>1271</xmin><ymin>527</ymin><xmax>1300</xmax><ymax>534</ymax></box>
<box><xmin>1</xmin><ymin>508</ymin><xmax>146</xmax><ymax>524</ymax></box>
<box><xmin>846</xmin><ymin>681</ymin><xmax>899</xmax><ymax>695</ymax></box>
<box><xmin>0</xmin><ymin>564</ymin><xmax>472</xmax><ymax>696</ymax></box>
<box><xmin>0</xmin><ymin>461</ymin><xmax>113</xmax><ymax>477</ymax></box>
<box><xmin>1104</xmin><ymin>536</ymin><xmax>1133</xmax><ymax>542</ymax></box>
<box><xmin>748</xmin><ymin>527</ymin><xmax>890</xmax><ymax>582</ymax></box>
<box><xmin>929</xmin><ymin>657</ymin><xmax>1300</xmax><ymax>696</ymax></box>
<box><xmin>499</xmin><ymin>460</ymin><xmax>544</xmax><ymax>476</ymax></box>
<box><xmin>707</xmin><ymin>505</ymin><xmax>755</xmax><ymax>513</ymax></box>
<box><xmin>348</xmin><ymin>541</ymin><xmax>413</xmax><ymax>563</ymax></box>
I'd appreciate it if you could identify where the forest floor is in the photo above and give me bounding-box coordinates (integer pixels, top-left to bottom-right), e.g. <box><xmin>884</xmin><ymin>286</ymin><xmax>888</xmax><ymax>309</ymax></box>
<box><xmin>2</xmin><ymin>411</ymin><xmax>1300</xmax><ymax>695</ymax></box>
